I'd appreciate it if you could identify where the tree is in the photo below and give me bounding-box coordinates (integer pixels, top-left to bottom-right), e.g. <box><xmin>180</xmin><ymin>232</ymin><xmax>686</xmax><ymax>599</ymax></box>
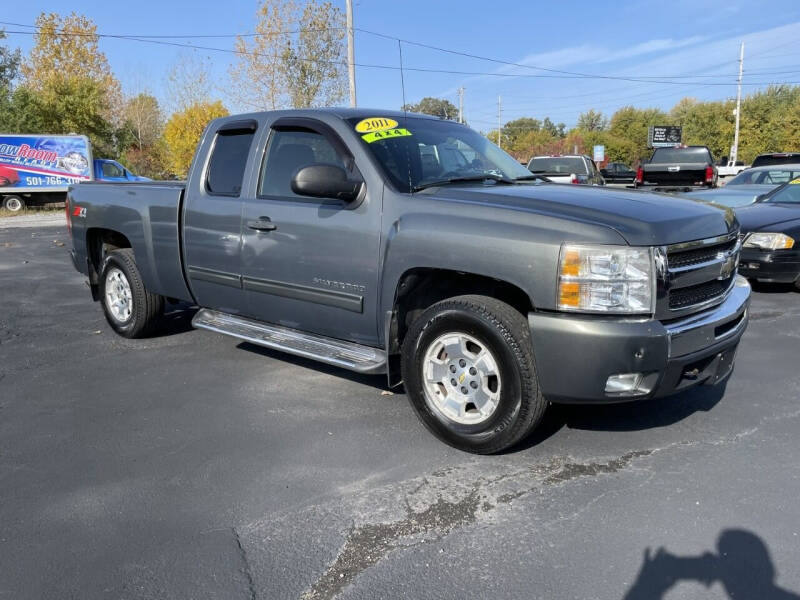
<box><xmin>402</xmin><ymin>97</ymin><xmax>460</xmax><ymax>120</ymax></box>
<box><xmin>22</xmin><ymin>12</ymin><xmax>122</xmax><ymax>123</ymax></box>
<box><xmin>609</xmin><ymin>106</ymin><xmax>668</xmax><ymax>162</ymax></box>
<box><xmin>165</xmin><ymin>53</ymin><xmax>213</xmax><ymax>114</ymax></box>
<box><xmin>124</xmin><ymin>93</ymin><xmax>164</xmax><ymax>150</ymax></box>
<box><xmin>0</xmin><ymin>29</ymin><xmax>21</xmax><ymax>89</ymax></box>
<box><xmin>229</xmin><ymin>0</ymin><xmax>346</xmax><ymax>110</ymax></box>
<box><xmin>162</xmin><ymin>100</ymin><xmax>229</xmax><ymax>177</ymax></box>
<box><xmin>577</xmin><ymin>109</ymin><xmax>607</xmax><ymax>132</ymax></box>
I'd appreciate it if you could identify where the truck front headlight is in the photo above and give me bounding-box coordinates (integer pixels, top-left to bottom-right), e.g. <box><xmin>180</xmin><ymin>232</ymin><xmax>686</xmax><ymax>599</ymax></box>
<box><xmin>558</xmin><ymin>244</ymin><xmax>654</xmax><ymax>314</ymax></box>
<box><xmin>742</xmin><ymin>232</ymin><xmax>795</xmax><ymax>250</ymax></box>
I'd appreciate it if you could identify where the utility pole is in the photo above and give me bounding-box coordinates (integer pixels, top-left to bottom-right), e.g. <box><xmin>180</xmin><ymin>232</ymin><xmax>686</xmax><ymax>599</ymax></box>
<box><xmin>497</xmin><ymin>95</ymin><xmax>502</xmax><ymax>147</ymax></box>
<box><xmin>731</xmin><ymin>41</ymin><xmax>744</xmax><ymax>164</ymax></box>
<box><xmin>457</xmin><ymin>87</ymin><xmax>464</xmax><ymax>124</ymax></box>
<box><xmin>346</xmin><ymin>0</ymin><xmax>356</xmax><ymax>107</ymax></box>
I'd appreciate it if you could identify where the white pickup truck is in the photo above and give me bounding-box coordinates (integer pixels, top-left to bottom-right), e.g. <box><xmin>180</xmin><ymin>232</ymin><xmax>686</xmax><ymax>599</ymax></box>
<box><xmin>717</xmin><ymin>159</ymin><xmax>749</xmax><ymax>180</ymax></box>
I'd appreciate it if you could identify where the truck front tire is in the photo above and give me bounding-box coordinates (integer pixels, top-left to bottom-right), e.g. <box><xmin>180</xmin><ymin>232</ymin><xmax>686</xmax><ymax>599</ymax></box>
<box><xmin>2</xmin><ymin>195</ymin><xmax>25</xmax><ymax>212</ymax></box>
<box><xmin>99</xmin><ymin>249</ymin><xmax>164</xmax><ymax>338</ymax></box>
<box><xmin>401</xmin><ymin>295</ymin><xmax>547</xmax><ymax>454</ymax></box>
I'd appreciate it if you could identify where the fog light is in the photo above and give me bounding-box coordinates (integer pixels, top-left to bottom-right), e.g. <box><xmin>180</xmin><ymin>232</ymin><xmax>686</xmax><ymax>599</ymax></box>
<box><xmin>605</xmin><ymin>372</ymin><xmax>654</xmax><ymax>396</ymax></box>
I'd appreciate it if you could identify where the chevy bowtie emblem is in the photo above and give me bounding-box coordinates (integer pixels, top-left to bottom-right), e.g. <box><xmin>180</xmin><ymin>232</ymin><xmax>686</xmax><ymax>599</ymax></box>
<box><xmin>458</xmin><ymin>372</ymin><xmax>466</xmax><ymax>384</ymax></box>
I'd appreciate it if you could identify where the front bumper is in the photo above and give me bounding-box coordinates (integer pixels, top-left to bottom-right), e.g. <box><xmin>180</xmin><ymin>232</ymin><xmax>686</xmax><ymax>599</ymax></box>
<box><xmin>528</xmin><ymin>276</ymin><xmax>750</xmax><ymax>403</ymax></box>
<box><xmin>739</xmin><ymin>248</ymin><xmax>800</xmax><ymax>283</ymax></box>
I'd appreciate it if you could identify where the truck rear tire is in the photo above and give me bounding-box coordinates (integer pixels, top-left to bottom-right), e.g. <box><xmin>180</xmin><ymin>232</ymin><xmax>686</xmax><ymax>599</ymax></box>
<box><xmin>401</xmin><ymin>295</ymin><xmax>547</xmax><ymax>454</ymax></box>
<box><xmin>99</xmin><ymin>248</ymin><xmax>164</xmax><ymax>338</ymax></box>
<box><xmin>2</xmin><ymin>195</ymin><xmax>25</xmax><ymax>212</ymax></box>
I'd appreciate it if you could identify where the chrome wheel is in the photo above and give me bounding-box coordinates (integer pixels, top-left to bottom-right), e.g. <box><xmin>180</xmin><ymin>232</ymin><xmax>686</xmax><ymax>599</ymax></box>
<box><xmin>4</xmin><ymin>196</ymin><xmax>23</xmax><ymax>212</ymax></box>
<box><xmin>421</xmin><ymin>332</ymin><xmax>501</xmax><ymax>425</ymax></box>
<box><xmin>104</xmin><ymin>267</ymin><xmax>133</xmax><ymax>323</ymax></box>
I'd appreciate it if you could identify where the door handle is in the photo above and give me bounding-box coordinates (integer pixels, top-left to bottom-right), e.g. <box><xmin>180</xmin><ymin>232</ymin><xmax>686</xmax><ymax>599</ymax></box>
<box><xmin>247</xmin><ymin>217</ymin><xmax>277</xmax><ymax>232</ymax></box>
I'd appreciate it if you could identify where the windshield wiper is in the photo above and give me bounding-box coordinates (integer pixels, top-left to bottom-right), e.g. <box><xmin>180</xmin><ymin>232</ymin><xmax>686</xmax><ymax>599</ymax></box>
<box><xmin>513</xmin><ymin>174</ymin><xmax>548</xmax><ymax>182</ymax></box>
<box><xmin>412</xmin><ymin>174</ymin><xmax>515</xmax><ymax>192</ymax></box>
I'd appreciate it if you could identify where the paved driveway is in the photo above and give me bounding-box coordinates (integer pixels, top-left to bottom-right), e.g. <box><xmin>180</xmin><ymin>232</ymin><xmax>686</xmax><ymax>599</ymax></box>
<box><xmin>1</xmin><ymin>224</ymin><xmax>799</xmax><ymax>599</ymax></box>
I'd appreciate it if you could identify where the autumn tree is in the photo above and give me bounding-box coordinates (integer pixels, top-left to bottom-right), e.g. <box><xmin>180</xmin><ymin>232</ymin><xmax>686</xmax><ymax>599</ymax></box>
<box><xmin>402</xmin><ymin>97</ymin><xmax>460</xmax><ymax>120</ymax></box>
<box><xmin>577</xmin><ymin>109</ymin><xmax>607</xmax><ymax>132</ymax></box>
<box><xmin>229</xmin><ymin>0</ymin><xmax>346</xmax><ymax>110</ymax></box>
<box><xmin>162</xmin><ymin>100</ymin><xmax>229</xmax><ymax>177</ymax></box>
<box><xmin>119</xmin><ymin>92</ymin><xmax>168</xmax><ymax>178</ymax></box>
<box><xmin>165</xmin><ymin>53</ymin><xmax>213</xmax><ymax>114</ymax></box>
<box><xmin>16</xmin><ymin>12</ymin><xmax>124</xmax><ymax>155</ymax></box>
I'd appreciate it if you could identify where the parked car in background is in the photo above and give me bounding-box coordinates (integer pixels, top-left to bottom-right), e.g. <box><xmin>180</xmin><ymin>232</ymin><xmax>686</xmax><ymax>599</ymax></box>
<box><xmin>683</xmin><ymin>164</ymin><xmax>800</xmax><ymax>208</ymax></box>
<box><xmin>716</xmin><ymin>158</ymin><xmax>748</xmax><ymax>179</ymax></box>
<box><xmin>527</xmin><ymin>155</ymin><xmax>605</xmax><ymax>185</ymax></box>
<box><xmin>634</xmin><ymin>145</ymin><xmax>717</xmax><ymax>191</ymax></box>
<box><xmin>600</xmin><ymin>162</ymin><xmax>636</xmax><ymax>184</ymax></box>
<box><xmin>751</xmin><ymin>152</ymin><xmax>800</xmax><ymax>168</ymax></box>
<box><xmin>737</xmin><ymin>180</ymin><xmax>800</xmax><ymax>289</ymax></box>
<box><xmin>94</xmin><ymin>159</ymin><xmax>150</xmax><ymax>183</ymax></box>
<box><xmin>66</xmin><ymin>108</ymin><xmax>748</xmax><ymax>453</ymax></box>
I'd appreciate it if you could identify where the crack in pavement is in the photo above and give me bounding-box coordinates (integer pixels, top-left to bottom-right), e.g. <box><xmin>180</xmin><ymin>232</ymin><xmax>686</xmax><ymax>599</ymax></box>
<box><xmin>232</xmin><ymin>527</ymin><xmax>257</xmax><ymax>600</ymax></box>
<box><xmin>244</xmin><ymin>410</ymin><xmax>800</xmax><ymax>600</ymax></box>
<box><xmin>301</xmin><ymin>450</ymin><xmax>652</xmax><ymax>600</ymax></box>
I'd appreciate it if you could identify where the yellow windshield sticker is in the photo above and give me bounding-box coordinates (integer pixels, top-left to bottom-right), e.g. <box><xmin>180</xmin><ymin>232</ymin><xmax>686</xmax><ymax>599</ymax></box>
<box><xmin>790</xmin><ymin>178</ymin><xmax>800</xmax><ymax>184</ymax></box>
<box><xmin>361</xmin><ymin>128</ymin><xmax>412</xmax><ymax>143</ymax></box>
<box><xmin>355</xmin><ymin>117</ymin><xmax>399</xmax><ymax>133</ymax></box>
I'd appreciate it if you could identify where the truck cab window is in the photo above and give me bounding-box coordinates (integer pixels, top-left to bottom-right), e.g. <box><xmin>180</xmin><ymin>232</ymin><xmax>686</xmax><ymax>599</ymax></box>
<box><xmin>206</xmin><ymin>129</ymin><xmax>255</xmax><ymax>196</ymax></box>
<box><xmin>259</xmin><ymin>129</ymin><xmax>345</xmax><ymax>198</ymax></box>
<box><xmin>102</xmin><ymin>162</ymin><xmax>123</xmax><ymax>178</ymax></box>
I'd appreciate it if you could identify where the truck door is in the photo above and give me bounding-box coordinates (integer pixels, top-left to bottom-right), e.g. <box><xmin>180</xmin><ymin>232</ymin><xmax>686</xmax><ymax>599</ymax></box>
<box><xmin>183</xmin><ymin>120</ymin><xmax>258</xmax><ymax>315</ymax></box>
<box><xmin>239</xmin><ymin>118</ymin><xmax>381</xmax><ymax>346</ymax></box>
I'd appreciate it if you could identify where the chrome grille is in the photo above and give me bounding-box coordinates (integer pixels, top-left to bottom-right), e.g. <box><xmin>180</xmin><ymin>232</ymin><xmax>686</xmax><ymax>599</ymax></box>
<box><xmin>660</xmin><ymin>233</ymin><xmax>740</xmax><ymax>317</ymax></box>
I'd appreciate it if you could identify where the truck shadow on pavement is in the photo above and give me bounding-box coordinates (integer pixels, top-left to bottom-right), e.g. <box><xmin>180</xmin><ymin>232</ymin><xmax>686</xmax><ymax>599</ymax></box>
<box><xmin>513</xmin><ymin>380</ymin><xmax>729</xmax><ymax>452</ymax></box>
<box><xmin>235</xmin><ymin>341</ymin><xmax>390</xmax><ymax>391</ymax></box>
<box><xmin>623</xmin><ymin>529</ymin><xmax>800</xmax><ymax>599</ymax></box>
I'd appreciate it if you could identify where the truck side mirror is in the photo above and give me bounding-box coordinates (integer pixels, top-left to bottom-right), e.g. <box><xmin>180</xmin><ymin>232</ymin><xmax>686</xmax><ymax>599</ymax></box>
<box><xmin>291</xmin><ymin>164</ymin><xmax>362</xmax><ymax>202</ymax></box>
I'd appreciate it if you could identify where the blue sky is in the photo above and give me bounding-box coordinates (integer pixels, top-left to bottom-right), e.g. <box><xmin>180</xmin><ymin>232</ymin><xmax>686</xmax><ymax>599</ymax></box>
<box><xmin>3</xmin><ymin>0</ymin><xmax>800</xmax><ymax>129</ymax></box>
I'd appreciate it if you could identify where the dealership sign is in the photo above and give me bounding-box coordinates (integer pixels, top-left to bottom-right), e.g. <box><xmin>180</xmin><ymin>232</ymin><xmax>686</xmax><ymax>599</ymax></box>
<box><xmin>648</xmin><ymin>126</ymin><xmax>682</xmax><ymax>148</ymax></box>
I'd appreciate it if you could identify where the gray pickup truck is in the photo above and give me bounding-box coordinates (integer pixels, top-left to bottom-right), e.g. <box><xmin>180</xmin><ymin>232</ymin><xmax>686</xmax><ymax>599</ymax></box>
<box><xmin>67</xmin><ymin>109</ymin><xmax>750</xmax><ymax>453</ymax></box>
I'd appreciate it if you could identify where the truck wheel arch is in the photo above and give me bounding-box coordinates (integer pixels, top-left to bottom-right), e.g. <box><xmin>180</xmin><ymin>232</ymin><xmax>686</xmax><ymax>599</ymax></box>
<box><xmin>86</xmin><ymin>228</ymin><xmax>133</xmax><ymax>297</ymax></box>
<box><xmin>389</xmin><ymin>267</ymin><xmax>534</xmax><ymax>352</ymax></box>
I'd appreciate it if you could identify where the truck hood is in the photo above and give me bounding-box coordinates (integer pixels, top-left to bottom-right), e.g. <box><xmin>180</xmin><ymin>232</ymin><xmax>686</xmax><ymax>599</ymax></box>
<box><xmin>424</xmin><ymin>183</ymin><xmax>736</xmax><ymax>246</ymax></box>
<box><xmin>735</xmin><ymin>202</ymin><xmax>800</xmax><ymax>233</ymax></box>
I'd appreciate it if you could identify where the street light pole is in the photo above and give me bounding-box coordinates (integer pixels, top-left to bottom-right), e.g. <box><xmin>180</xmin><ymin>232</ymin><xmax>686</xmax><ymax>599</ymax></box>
<box><xmin>732</xmin><ymin>41</ymin><xmax>744</xmax><ymax>163</ymax></box>
<box><xmin>346</xmin><ymin>0</ymin><xmax>356</xmax><ymax>107</ymax></box>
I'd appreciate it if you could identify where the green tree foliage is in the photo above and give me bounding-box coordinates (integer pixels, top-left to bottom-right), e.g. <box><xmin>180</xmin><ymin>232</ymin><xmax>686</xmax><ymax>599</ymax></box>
<box><xmin>4</xmin><ymin>12</ymin><xmax>124</xmax><ymax>157</ymax></box>
<box><xmin>402</xmin><ymin>97</ymin><xmax>460</xmax><ymax>121</ymax></box>
<box><xmin>576</xmin><ymin>109</ymin><xmax>607</xmax><ymax>132</ymax></box>
<box><xmin>0</xmin><ymin>29</ymin><xmax>20</xmax><ymax>89</ymax></box>
<box><xmin>120</xmin><ymin>93</ymin><xmax>168</xmax><ymax>178</ymax></box>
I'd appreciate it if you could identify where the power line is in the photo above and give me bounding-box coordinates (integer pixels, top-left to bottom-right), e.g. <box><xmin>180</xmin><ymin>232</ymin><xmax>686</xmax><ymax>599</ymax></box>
<box><xmin>5</xmin><ymin>20</ymin><xmax>793</xmax><ymax>87</ymax></box>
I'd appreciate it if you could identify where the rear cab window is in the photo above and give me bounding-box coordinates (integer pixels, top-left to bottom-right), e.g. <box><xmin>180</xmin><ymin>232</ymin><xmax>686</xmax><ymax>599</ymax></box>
<box><xmin>206</xmin><ymin>124</ymin><xmax>257</xmax><ymax>196</ymax></box>
<box><xmin>528</xmin><ymin>157</ymin><xmax>587</xmax><ymax>175</ymax></box>
<box><xmin>651</xmin><ymin>147</ymin><xmax>712</xmax><ymax>164</ymax></box>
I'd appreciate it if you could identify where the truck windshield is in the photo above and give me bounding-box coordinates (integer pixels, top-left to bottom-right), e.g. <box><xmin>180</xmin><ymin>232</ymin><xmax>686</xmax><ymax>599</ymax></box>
<box><xmin>346</xmin><ymin>116</ymin><xmax>533</xmax><ymax>193</ymax></box>
<box><xmin>528</xmin><ymin>157</ymin><xmax>586</xmax><ymax>175</ymax></box>
<box><xmin>651</xmin><ymin>147</ymin><xmax>712</xmax><ymax>163</ymax></box>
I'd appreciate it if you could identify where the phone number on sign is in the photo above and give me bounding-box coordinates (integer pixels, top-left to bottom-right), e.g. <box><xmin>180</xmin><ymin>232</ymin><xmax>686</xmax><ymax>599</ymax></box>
<box><xmin>24</xmin><ymin>175</ymin><xmax>84</xmax><ymax>186</ymax></box>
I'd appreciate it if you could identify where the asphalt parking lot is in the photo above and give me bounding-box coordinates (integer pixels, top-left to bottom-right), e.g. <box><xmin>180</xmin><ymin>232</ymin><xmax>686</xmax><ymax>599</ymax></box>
<box><xmin>2</xmin><ymin>223</ymin><xmax>800</xmax><ymax>600</ymax></box>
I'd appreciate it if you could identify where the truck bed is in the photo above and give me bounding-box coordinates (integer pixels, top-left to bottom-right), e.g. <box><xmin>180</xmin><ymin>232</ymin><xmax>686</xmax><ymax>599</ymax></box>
<box><xmin>68</xmin><ymin>180</ymin><xmax>192</xmax><ymax>302</ymax></box>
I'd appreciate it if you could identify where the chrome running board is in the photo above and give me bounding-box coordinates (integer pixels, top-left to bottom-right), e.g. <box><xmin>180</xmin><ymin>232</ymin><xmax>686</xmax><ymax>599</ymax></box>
<box><xmin>192</xmin><ymin>308</ymin><xmax>386</xmax><ymax>374</ymax></box>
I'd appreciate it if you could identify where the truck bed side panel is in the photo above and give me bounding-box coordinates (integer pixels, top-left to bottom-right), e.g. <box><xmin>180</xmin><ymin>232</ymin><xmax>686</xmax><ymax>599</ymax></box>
<box><xmin>69</xmin><ymin>182</ymin><xmax>193</xmax><ymax>302</ymax></box>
